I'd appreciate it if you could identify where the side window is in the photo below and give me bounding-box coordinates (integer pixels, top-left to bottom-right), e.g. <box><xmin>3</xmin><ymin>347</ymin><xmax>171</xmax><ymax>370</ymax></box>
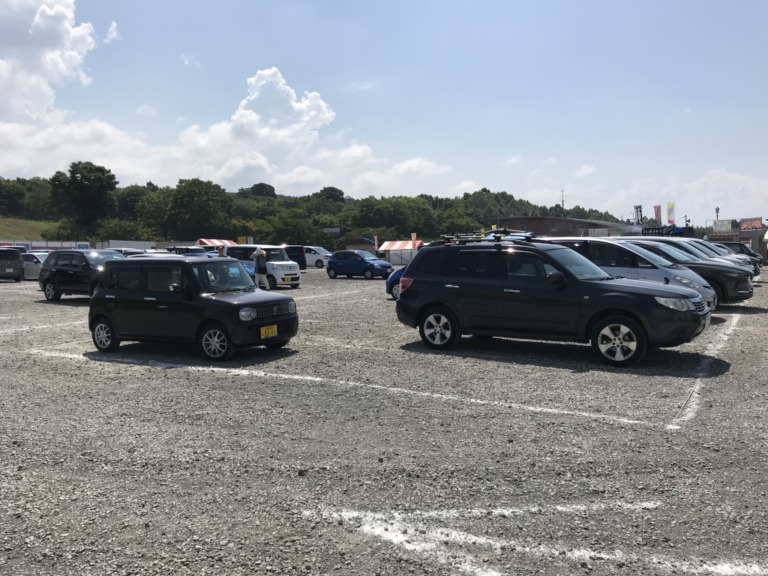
<box><xmin>146</xmin><ymin>265</ymin><xmax>182</xmax><ymax>292</ymax></box>
<box><xmin>506</xmin><ymin>254</ymin><xmax>546</xmax><ymax>281</ymax></box>
<box><xmin>454</xmin><ymin>251</ymin><xmax>499</xmax><ymax>279</ymax></box>
<box><xmin>413</xmin><ymin>250</ymin><xmax>449</xmax><ymax>276</ymax></box>
<box><xmin>595</xmin><ymin>244</ymin><xmax>630</xmax><ymax>267</ymax></box>
<box><xmin>71</xmin><ymin>254</ymin><xmax>86</xmax><ymax>267</ymax></box>
<box><xmin>58</xmin><ymin>253</ymin><xmax>73</xmax><ymax>267</ymax></box>
<box><xmin>108</xmin><ymin>267</ymin><xmax>141</xmax><ymax>290</ymax></box>
<box><xmin>636</xmin><ymin>256</ymin><xmax>653</xmax><ymax>269</ymax></box>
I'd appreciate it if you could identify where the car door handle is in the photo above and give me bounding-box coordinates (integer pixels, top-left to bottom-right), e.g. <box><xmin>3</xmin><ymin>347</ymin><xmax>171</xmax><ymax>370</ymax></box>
<box><xmin>445</xmin><ymin>284</ymin><xmax>459</xmax><ymax>289</ymax></box>
<box><xmin>504</xmin><ymin>288</ymin><xmax>521</xmax><ymax>293</ymax></box>
<box><xmin>143</xmin><ymin>297</ymin><xmax>157</xmax><ymax>301</ymax></box>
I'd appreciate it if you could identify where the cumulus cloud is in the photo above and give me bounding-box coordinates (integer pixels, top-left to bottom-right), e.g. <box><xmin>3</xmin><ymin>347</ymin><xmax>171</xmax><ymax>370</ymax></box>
<box><xmin>181</xmin><ymin>53</ymin><xmax>200</xmax><ymax>68</ymax></box>
<box><xmin>503</xmin><ymin>154</ymin><xmax>522</xmax><ymax>166</ymax></box>
<box><xmin>135</xmin><ymin>104</ymin><xmax>157</xmax><ymax>117</ymax></box>
<box><xmin>0</xmin><ymin>0</ymin><xmax>95</xmax><ymax>122</ymax></box>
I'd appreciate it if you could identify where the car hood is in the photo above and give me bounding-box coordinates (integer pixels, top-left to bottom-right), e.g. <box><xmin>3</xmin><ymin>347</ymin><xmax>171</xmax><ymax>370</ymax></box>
<box><xmin>588</xmin><ymin>277</ymin><xmax>701</xmax><ymax>299</ymax></box>
<box><xmin>206</xmin><ymin>289</ymin><xmax>294</xmax><ymax>306</ymax></box>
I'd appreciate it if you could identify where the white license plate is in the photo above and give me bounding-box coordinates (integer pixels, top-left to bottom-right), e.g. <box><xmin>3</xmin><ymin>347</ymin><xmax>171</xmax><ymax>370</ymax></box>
<box><xmin>5</xmin><ymin>268</ymin><xmax>12</xmax><ymax>273</ymax></box>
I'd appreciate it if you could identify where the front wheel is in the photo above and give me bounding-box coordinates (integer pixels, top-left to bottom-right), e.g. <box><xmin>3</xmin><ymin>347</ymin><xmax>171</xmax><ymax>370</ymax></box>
<box><xmin>92</xmin><ymin>317</ymin><xmax>121</xmax><ymax>352</ymax></box>
<box><xmin>267</xmin><ymin>276</ymin><xmax>277</xmax><ymax>290</ymax></box>
<box><xmin>710</xmin><ymin>282</ymin><xmax>724</xmax><ymax>309</ymax></box>
<box><xmin>327</xmin><ymin>267</ymin><xmax>338</xmax><ymax>279</ymax></box>
<box><xmin>590</xmin><ymin>316</ymin><xmax>647</xmax><ymax>367</ymax></box>
<box><xmin>418</xmin><ymin>307</ymin><xmax>460</xmax><ymax>350</ymax></box>
<box><xmin>43</xmin><ymin>281</ymin><xmax>61</xmax><ymax>301</ymax></box>
<box><xmin>391</xmin><ymin>282</ymin><xmax>402</xmax><ymax>300</ymax></box>
<box><xmin>199</xmin><ymin>323</ymin><xmax>235</xmax><ymax>361</ymax></box>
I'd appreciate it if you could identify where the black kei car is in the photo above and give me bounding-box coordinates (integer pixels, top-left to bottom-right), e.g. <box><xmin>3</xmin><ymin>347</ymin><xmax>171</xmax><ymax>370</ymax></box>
<box><xmin>395</xmin><ymin>236</ymin><xmax>711</xmax><ymax>367</ymax></box>
<box><xmin>38</xmin><ymin>249</ymin><xmax>125</xmax><ymax>300</ymax></box>
<box><xmin>88</xmin><ymin>256</ymin><xmax>299</xmax><ymax>361</ymax></box>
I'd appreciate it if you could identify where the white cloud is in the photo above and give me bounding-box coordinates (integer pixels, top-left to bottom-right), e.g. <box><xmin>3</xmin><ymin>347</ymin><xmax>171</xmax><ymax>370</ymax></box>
<box><xmin>135</xmin><ymin>104</ymin><xmax>157</xmax><ymax>117</ymax></box>
<box><xmin>104</xmin><ymin>21</ymin><xmax>119</xmax><ymax>44</ymax></box>
<box><xmin>575</xmin><ymin>164</ymin><xmax>595</xmax><ymax>177</ymax></box>
<box><xmin>503</xmin><ymin>154</ymin><xmax>522</xmax><ymax>166</ymax></box>
<box><xmin>181</xmin><ymin>53</ymin><xmax>200</xmax><ymax>68</ymax></box>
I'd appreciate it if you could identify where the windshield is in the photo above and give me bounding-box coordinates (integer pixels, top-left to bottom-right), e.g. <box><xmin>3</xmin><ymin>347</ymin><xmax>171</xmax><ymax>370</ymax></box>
<box><xmin>616</xmin><ymin>241</ymin><xmax>674</xmax><ymax>267</ymax></box>
<box><xmin>357</xmin><ymin>251</ymin><xmax>379</xmax><ymax>261</ymax></box>
<box><xmin>643</xmin><ymin>242</ymin><xmax>696</xmax><ymax>262</ymax></box>
<box><xmin>86</xmin><ymin>251</ymin><xmax>126</xmax><ymax>265</ymax></box>
<box><xmin>314</xmin><ymin>247</ymin><xmax>332</xmax><ymax>255</ymax></box>
<box><xmin>265</xmin><ymin>248</ymin><xmax>289</xmax><ymax>261</ymax></box>
<box><xmin>192</xmin><ymin>261</ymin><xmax>255</xmax><ymax>292</ymax></box>
<box><xmin>546</xmin><ymin>246</ymin><xmax>612</xmax><ymax>281</ymax></box>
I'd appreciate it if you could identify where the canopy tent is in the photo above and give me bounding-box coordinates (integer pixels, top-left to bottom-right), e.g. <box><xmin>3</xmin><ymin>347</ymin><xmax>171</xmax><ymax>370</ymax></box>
<box><xmin>197</xmin><ymin>238</ymin><xmax>238</xmax><ymax>246</ymax></box>
<box><xmin>378</xmin><ymin>240</ymin><xmax>423</xmax><ymax>265</ymax></box>
<box><xmin>378</xmin><ymin>240</ymin><xmax>423</xmax><ymax>252</ymax></box>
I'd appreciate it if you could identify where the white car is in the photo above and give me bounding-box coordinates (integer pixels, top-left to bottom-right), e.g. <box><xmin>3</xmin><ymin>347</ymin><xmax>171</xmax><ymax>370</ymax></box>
<box><xmin>304</xmin><ymin>245</ymin><xmax>333</xmax><ymax>268</ymax></box>
<box><xmin>21</xmin><ymin>252</ymin><xmax>48</xmax><ymax>280</ymax></box>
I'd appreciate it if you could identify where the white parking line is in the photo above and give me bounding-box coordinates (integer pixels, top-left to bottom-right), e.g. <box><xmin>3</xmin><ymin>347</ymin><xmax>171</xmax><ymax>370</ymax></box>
<box><xmin>305</xmin><ymin>502</ymin><xmax>767</xmax><ymax>576</ymax></box>
<box><xmin>667</xmin><ymin>314</ymin><xmax>741</xmax><ymax>430</ymax></box>
<box><xmin>31</xmin><ymin>350</ymin><xmax>655</xmax><ymax>428</ymax></box>
<box><xmin>293</xmin><ymin>290</ymin><xmax>361</xmax><ymax>301</ymax></box>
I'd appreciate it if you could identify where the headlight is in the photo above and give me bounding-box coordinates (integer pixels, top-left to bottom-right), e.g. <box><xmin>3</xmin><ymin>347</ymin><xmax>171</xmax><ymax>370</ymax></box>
<box><xmin>654</xmin><ymin>296</ymin><xmax>696</xmax><ymax>311</ymax></box>
<box><xmin>288</xmin><ymin>301</ymin><xmax>296</xmax><ymax>313</ymax></box>
<box><xmin>239</xmin><ymin>308</ymin><xmax>257</xmax><ymax>321</ymax></box>
<box><xmin>674</xmin><ymin>276</ymin><xmax>703</xmax><ymax>290</ymax></box>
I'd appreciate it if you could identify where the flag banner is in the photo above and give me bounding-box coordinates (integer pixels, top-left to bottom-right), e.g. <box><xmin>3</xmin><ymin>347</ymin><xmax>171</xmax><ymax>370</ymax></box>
<box><xmin>654</xmin><ymin>205</ymin><xmax>661</xmax><ymax>222</ymax></box>
<box><xmin>666</xmin><ymin>202</ymin><xmax>675</xmax><ymax>224</ymax></box>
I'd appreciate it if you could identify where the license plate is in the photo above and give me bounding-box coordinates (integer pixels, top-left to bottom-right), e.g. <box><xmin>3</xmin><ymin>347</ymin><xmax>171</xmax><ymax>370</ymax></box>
<box><xmin>285</xmin><ymin>276</ymin><xmax>296</xmax><ymax>282</ymax></box>
<box><xmin>260</xmin><ymin>324</ymin><xmax>278</xmax><ymax>339</ymax></box>
<box><xmin>5</xmin><ymin>268</ymin><xmax>12</xmax><ymax>272</ymax></box>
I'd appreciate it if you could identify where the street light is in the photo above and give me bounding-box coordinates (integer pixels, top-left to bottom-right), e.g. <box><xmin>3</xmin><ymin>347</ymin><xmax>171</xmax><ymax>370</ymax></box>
<box><xmin>715</xmin><ymin>206</ymin><xmax>720</xmax><ymax>220</ymax></box>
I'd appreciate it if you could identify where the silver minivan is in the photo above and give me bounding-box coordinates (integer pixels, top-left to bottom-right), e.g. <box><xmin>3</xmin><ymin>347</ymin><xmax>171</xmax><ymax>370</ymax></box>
<box><xmin>0</xmin><ymin>248</ymin><xmax>24</xmax><ymax>282</ymax></box>
<box><xmin>547</xmin><ymin>237</ymin><xmax>717</xmax><ymax>309</ymax></box>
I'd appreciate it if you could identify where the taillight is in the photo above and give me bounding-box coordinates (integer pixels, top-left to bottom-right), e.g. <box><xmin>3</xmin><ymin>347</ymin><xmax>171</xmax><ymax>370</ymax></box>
<box><xmin>399</xmin><ymin>277</ymin><xmax>413</xmax><ymax>293</ymax></box>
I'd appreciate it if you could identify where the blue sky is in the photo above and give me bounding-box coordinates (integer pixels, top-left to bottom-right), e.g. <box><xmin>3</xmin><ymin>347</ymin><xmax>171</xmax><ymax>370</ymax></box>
<box><xmin>1</xmin><ymin>0</ymin><xmax>766</xmax><ymax>228</ymax></box>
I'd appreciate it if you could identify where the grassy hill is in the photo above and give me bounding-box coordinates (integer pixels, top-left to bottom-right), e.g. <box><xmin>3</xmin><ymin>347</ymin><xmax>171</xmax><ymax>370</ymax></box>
<box><xmin>0</xmin><ymin>217</ymin><xmax>52</xmax><ymax>241</ymax></box>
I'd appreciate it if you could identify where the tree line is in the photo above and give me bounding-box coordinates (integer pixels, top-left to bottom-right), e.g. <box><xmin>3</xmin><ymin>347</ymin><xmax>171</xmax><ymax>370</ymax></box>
<box><xmin>0</xmin><ymin>160</ymin><xmax>624</xmax><ymax>246</ymax></box>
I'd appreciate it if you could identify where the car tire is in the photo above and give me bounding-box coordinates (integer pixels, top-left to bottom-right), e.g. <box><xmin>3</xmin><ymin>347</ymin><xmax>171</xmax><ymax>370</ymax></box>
<box><xmin>590</xmin><ymin>316</ymin><xmax>647</xmax><ymax>367</ymax></box>
<box><xmin>364</xmin><ymin>269</ymin><xmax>374</xmax><ymax>280</ymax></box>
<box><xmin>92</xmin><ymin>317</ymin><xmax>121</xmax><ymax>352</ymax></box>
<box><xmin>267</xmin><ymin>276</ymin><xmax>277</xmax><ymax>290</ymax></box>
<box><xmin>418</xmin><ymin>307</ymin><xmax>460</xmax><ymax>350</ymax></box>
<box><xmin>315</xmin><ymin>259</ymin><xmax>324</xmax><ymax>268</ymax></box>
<box><xmin>265</xmin><ymin>339</ymin><xmax>290</xmax><ymax>349</ymax></box>
<box><xmin>327</xmin><ymin>268</ymin><xmax>337</xmax><ymax>279</ymax></box>
<box><xmin>88</xmin><ymin>279</ymin><xmax>99</xmax><ymax>297</ymax></box>
<box><xmin>199</xmin><ymin>322</ymin><xmax>235</xmax><ymax>361</ymax></box>
<box><xmin>15</xmin><ymin>276</ymin><xmax>22</xmax><ymax>282</ymax></box>
<box><xmin>43</xmin><ymin>281</ymin><xmax>61</xmax><ymax>301</ymax></box>
<box><xmin>710</xmin><ymin>281</ymin><xmax>724</xmax><ymax>309</ymax></box>
<box><xmin>391</xmin><ymin>282</ymin><xmax>402</xmax><ymax>300</ymax></box>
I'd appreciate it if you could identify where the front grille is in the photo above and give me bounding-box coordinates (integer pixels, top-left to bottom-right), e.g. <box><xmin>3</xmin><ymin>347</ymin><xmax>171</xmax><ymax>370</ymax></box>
<box><xmin>253</xmin><ymin>303</ymin><xmax>293</xmax><ymax>318</ymax></box>
<box><xmin>694</xmin><ymin>300</ymin><xmax>707</xmax><ymax>314</ymax></box>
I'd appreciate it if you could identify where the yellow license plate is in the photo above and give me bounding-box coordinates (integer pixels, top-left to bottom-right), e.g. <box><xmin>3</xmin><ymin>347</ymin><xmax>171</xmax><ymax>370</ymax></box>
<box><xmin>260</xmin><ymin>324</ymin><xmax>278</xmax><ymax>339</ymax></box>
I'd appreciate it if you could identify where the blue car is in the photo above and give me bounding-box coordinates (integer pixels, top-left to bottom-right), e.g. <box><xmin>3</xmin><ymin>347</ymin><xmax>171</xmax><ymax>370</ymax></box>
<box><xmin>327</xmin><ymin>250</ymin><xmax>393</xmax><ymax>279</ymax></box>
<box><xmin>385</xmin><ymin>267</ymin><xmax>405</xmax><ymax>300</ymax></box>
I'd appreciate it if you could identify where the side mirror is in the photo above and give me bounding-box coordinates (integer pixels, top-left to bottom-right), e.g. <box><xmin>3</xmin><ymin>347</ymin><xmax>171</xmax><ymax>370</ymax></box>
<box><xmin>547</xmin><ymin>271</ymin><xmax>567</xmax><ymax>286</ymax></box>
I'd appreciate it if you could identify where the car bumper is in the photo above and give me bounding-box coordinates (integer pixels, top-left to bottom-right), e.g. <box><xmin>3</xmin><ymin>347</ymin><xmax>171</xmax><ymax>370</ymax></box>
<box><xmin>231</xmin><ymin>316</ymin><xmax>299</xmax><ymax>346</ymax></box>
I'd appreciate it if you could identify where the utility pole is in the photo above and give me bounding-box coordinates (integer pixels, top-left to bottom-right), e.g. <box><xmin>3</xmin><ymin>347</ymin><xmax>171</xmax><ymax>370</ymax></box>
<box><xmin>560</xmin><ymin>189</ymin><xmax>565</xmax><ymax>209</ymax></box>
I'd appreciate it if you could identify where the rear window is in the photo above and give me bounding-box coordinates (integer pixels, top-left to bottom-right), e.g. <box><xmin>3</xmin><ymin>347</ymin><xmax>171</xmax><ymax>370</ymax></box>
<box><xmin>0</xmin><ymin>249</ymin><xmax>21</xmax><ymax>261</ymax></box>
<box><xmin>411</xmin><ymin>250</ymin><xmax>450</xmax><ymax>276</ymax></box>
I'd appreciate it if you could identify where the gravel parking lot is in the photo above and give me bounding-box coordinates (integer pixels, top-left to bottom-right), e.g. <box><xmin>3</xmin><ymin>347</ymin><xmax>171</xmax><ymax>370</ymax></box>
<box><xmin>2</xmin><ymin>268</ymin><xmax>767</xmax><ymax>575</ymax></box>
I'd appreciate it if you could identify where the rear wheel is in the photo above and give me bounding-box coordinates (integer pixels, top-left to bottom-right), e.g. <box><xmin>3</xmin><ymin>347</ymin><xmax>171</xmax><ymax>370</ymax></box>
<box><xmin>391</xmin><ymin>282</ymin><xmax>402</xmax><ymax>300</ymax></box>
<box><xmin>92</xmin><ymin>317</ymin><xmax>120</xmax><ymax>352</ymax></box>
<box><xmin>418</xmin><ymin>307</ymin><xmax>460</xmax><ymax>350</ymax></box>
<box><xmin>590</xmin><ymin>316</ymin><xmax>647</xmax><ymax>367</ymax></box>
<box><xmin>199</xmin><ymin>323</ymin><xmax>235</xmax><ymax>361</ymax></box>
<box><xmin>315</xmin><ymin>259</ymin><xmax>324</xmax><ymax>268</ymax></box>
<box><xmin>43</xmin><ymin>281</ymin><xmax>61</xmax><ymax>301</ymax></box>
<box><xmin>363</xmin><ymin>268</ymin><xmax>374</xmax><ymax>279</ymax></box>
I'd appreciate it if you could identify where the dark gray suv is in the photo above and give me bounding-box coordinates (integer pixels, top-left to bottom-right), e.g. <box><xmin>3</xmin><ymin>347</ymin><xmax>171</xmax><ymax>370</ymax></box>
<box><xmin>0</xmin><ymin>248</ymin><xmax>23</xmax><ymax>282</ymax></box>
<box><xmin>395</xmin><ymin>237</ymin><xmax>711</xmax><ymax>367</ymax></box>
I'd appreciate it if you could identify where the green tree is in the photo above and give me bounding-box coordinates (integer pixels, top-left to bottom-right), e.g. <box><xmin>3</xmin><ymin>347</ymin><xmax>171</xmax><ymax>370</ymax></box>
<box><xmin>166</xmin><ymin>178</ymin><xmax>233</xmax><ymax>239</ymax></box>
<box><xmin>49</xmin><ymin>161</ymin><xmax>118</xmax><ymax>234</ymax></box>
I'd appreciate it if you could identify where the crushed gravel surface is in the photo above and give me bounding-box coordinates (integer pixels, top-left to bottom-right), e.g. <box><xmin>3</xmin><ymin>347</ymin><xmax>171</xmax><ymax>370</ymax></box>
<box><xmin>1</xmin><ymin>269</ymin><xmax>767</xmax><ymax>575</ymax></box>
